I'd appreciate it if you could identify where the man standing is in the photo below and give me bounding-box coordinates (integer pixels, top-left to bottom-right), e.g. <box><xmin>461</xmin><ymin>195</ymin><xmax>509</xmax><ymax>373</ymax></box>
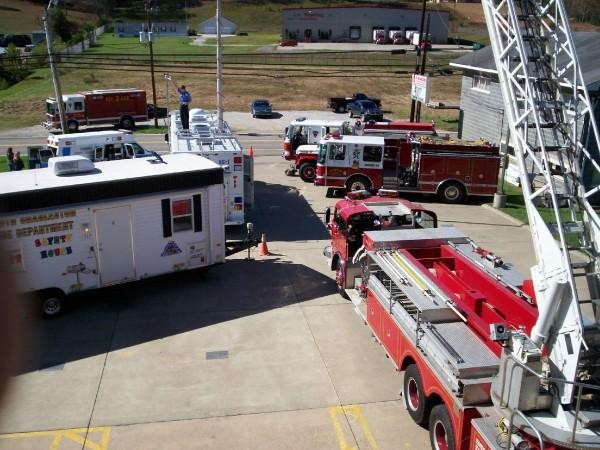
<box><xmin>176</xmin><ymin>84</ymin><xmax>191</xmax><ymax>130</ymax></box>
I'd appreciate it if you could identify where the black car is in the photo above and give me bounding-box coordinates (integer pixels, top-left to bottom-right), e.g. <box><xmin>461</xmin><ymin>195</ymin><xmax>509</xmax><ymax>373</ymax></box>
<box><xmin>147</xmin><ymin>103</ymin><xmax>168</xmax><ymax>119</ymax></box>
<box><xmin>251</xmin><ymin>99</ymin><xmax>273</xmax><ymax>118</ymax></box>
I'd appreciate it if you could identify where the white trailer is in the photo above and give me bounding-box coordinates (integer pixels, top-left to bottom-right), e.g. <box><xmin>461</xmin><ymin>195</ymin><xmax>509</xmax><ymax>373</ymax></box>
<box><xmin>47</xmin><ymin>130</ymin><xmax>153</xmax><ymax>162</ymax></box>
<box><xmin>0</xmin><ymin>154</ymin><xmax>228</xmax><ymax>316</ymax></box>
<box><xmin>168</xmin><ymin>109</ymin><xmax>252</xmax><ymax>226</ymax></box>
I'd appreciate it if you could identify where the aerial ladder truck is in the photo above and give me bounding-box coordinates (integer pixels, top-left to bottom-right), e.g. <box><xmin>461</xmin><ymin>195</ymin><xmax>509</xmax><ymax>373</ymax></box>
<box><xmin>324</xmin><ymin>0</ymin><xmax>600</xmax><ymax>448</ymax></box>
<box><xmin>480</xmin><ymin>0</ymin><xmax>600</xmax><ymax>446</ymax></box>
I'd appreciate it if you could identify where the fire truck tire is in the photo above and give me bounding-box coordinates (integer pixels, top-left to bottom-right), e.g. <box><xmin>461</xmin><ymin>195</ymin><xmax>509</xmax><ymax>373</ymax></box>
<box><xmin>67</xmin><ymin>120</ymin><xmax>79</xmax><ymax>132</ymax></box>
<box><xmin>439</xmin><ymin>182</ymin><xmax>465</xmax><ymax>204</ymax></box>
<box><xmin>39</xmin><ymin>289</ymin><xmax>65</xmax><ymax>318</ymax></box>
<box><xmin>429</xmin><ymin>404</ymin><xmax>455</xmax><ymax>450</ymax></box>
<box><xmin>299</xmin><ymin>162</ymin><xmax>316</xmax><ymax>182</ymax></box>
<box><xmin>119</xmin><ymin>116</ymin><xmax>135</xmax><ymax>130</ymax></box>
<box><xmin>404</xmin><ymin>364</ymin><xmax>430</xmax><ymax>425</ymax></box>
<box><xmin>346</xmin><ymin>176</ymin><xmax>371</xmax><ymax>192</ymax></box>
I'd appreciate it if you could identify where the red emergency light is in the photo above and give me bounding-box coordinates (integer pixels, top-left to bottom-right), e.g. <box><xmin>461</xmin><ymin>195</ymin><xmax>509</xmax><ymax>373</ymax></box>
<box><xmin>233</xmin><ymin>156</ymin><xmax>242</xmax><ymax>164</ymax></box>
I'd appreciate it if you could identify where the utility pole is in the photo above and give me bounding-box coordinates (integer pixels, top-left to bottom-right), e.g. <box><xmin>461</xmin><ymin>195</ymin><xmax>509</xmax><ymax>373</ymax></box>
<box><xmin>216</xmin><ymin>0</ymin><xmax>224</xmax><ymax>132</ymax></box>
<box><xmin>415</xmin><ymin>14</ymin><xmax>431</xmax><ymax>122</ymax></box>
<box><xmin>145</xmin><ymin>0</ymin><xmax>159</xmax><ymax>128</ymax></box>
<box><xmin>410</xmin><ymin>0</ymin><xmax>428</xmax><ymax>122</ymax></box>
<box><xmin>43</xmin><ymin>0</ymin><xmax>68</xmax><ymax>133</ymax></box>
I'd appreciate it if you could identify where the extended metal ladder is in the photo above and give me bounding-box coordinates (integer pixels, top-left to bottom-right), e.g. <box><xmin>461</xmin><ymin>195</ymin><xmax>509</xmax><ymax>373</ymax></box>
<box><xmin>482</xmin><ymin>0</ymin><xmax>600</xmax><ymax>405</ymax></box>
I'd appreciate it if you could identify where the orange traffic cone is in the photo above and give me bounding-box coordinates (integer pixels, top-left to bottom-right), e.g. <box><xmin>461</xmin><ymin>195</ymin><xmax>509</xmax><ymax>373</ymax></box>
<box><xmin>249</xmin><ymin>146</ymin><xmax>254</xmax><ymax>157</ymax></box>
<box><xmin>259</xmin><ymin>233</ymin><xmax>270</xmax><ymax>256</ymax></box>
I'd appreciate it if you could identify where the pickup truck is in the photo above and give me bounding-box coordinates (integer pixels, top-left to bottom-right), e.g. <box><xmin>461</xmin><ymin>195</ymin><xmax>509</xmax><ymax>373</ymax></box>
<box><xmin>327</xmin><ymin>93</ymin><xmax>381</xmax><ymax>113</ymax></box>
<box><xmin>348</xmin><ymin>100</ymin><xmax>383</xmax><ymax>121</ymax></box>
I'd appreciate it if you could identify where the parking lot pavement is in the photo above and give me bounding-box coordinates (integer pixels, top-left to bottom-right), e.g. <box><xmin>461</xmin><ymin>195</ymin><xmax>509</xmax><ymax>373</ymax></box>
<box><xmin>0</xmin><ymin>152</ymin><xmax>537</xmax><ymax>450</ymax></box>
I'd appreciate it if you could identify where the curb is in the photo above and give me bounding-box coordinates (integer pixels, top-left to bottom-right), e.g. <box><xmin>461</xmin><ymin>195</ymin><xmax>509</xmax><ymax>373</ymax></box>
<box><xmin>481</xmin><ymin>203</ymin><xmax>529</xmax><ymax>228</ymax></box>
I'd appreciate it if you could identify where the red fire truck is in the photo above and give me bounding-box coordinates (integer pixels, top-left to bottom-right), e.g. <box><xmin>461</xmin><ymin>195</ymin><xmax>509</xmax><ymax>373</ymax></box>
<box><xmin>285</xmin><ymin>120</ymin><xmax>437</xmax><ymax>183</ymax></box>
<box><xmin>322</xmin><ymin>189</ymin><xmax>438</xmax><ymax>298</ymax></box>
<box><xmin>44</xmin><ymin>88</ymin><xmax>148</xmax><ymax>132</ymax></box>
<box><xmin>315</xmin><ymin>135</ymin><xmax>500</xmax><ymax>203</ymax></box>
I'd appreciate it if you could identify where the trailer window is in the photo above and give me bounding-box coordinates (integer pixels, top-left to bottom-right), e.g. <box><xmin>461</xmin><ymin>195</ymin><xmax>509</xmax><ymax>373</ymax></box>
<box><xmin>171</xmin><ymin>199</ymin><xmax>193</xmax><ymax>232</ymax></box>
<box><xmin>363</xmin><ymin>146</ymin><xmax>382</xmax><ymax>162</ymax></box>
<box><xmin>328</xmin><ymin>144</ymin><xmax>346</xmax><ymax>161</ymax></box>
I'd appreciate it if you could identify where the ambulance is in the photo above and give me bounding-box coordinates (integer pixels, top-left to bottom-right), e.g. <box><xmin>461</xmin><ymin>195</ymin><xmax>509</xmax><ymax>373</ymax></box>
<box><xmin>47</xmin><ymin>130</ymin><xmax>153</xmax><ymax>162</ymax></box>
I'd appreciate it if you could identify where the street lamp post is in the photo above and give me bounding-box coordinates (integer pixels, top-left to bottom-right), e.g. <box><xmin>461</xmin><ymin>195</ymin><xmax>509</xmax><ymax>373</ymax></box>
<box><xmin>43</xmin><ymin>0</ymin><xmax>68</xmax><ymax>133</ymax></box>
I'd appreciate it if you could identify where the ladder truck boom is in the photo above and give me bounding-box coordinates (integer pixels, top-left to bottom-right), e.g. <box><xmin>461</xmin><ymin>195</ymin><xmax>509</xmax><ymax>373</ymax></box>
<box><xmin>480</xmin><ymin>0</ymin><xmax>600</xmax><ymax>444</ymax></box>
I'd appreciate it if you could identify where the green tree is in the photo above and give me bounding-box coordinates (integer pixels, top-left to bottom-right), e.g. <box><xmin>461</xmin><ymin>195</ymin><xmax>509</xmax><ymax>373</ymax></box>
<box><xmin>49</xmin><ymin>7</ymin><xmax>74</xmax><ymax>43</ymax></box>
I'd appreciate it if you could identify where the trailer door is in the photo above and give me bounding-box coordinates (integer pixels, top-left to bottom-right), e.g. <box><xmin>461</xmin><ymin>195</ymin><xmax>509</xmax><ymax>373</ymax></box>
<box><xmin>94</xmin><ymin>206</ymin><xmax>135</xmax><ymax>285</ymax></box>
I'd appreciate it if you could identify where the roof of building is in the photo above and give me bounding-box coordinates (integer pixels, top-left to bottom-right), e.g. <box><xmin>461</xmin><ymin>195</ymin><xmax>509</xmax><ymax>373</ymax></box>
<box><xmin>450</xmin><ymin>32</ymin><xmax>600</xmax><ymax>87</ymax></box>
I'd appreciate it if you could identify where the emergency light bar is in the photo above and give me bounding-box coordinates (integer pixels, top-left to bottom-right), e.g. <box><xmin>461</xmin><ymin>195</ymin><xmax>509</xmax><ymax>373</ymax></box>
<box><xmin>346</xmin><ymin>190</ymin><xmax>371</xmax><ymax>200</ymax></box>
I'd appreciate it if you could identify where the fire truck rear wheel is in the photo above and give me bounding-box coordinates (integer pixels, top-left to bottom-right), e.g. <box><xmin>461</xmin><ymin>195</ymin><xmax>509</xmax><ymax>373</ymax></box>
<box><xmin>39</xmin><ymin>290</ymin><xmax>65</xmax><ymax>318</ymax></box>
<box><xmin>67</xmin><ymin>120</ymin><xmax>79</xmax><ymax>132</ymax></box>
<box><xmin>404</xmin><ymin>364</ymin><xmax>430</xmax><ymax>425</ymax></box>
<box><xmin>120</xmin><ymin>116</ymin><xmax>135</xmax><ymax>130</ymax></box>
<box><xmin>299</xmin><ymin>162</ymin><xmax>316</xmax><ymax>182</ymax></box>
<box><xmin>439</xmin><ymin>182</ymin><xmax>465</xmax><ymax>204</ymax></box>
<box><xmin>346</xmin><ymin>176</ymin><xmax>371</xmax><ymax>192</ymax></box>
<box><xmin>429</xmin><ymin>404</ymin><xmax>455</xmax><ymax>450</ymax></box>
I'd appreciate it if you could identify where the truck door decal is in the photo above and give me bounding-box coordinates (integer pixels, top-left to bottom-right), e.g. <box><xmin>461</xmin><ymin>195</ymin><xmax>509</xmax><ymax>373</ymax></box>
<box><xmin>161</xmin><ymin>241</ymin><xmax>182</xmax><ymax>257</ymax></box>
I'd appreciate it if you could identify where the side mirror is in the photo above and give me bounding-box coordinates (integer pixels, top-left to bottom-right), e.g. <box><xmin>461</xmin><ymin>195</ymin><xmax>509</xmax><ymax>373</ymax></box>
<box><xmin>325</xmin><ymin>207</ymin><xmax>331</xmax><ymax>224</ymax></box>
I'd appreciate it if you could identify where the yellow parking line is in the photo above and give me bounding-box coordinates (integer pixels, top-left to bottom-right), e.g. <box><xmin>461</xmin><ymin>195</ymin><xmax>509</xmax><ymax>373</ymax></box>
<box><xmin>328</xmin><ymin>404</ymin><xmax>379</xmax><ymax>450</ymax></box>
<box><xmin>0</xmin><ymin>426</ymin><xmax>110</xmax><ymax>450</ymax></box>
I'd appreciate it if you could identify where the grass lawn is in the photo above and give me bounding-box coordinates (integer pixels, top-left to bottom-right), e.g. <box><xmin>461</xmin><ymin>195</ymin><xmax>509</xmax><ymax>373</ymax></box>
<box><xmin>494</xmin><ymin>182</ymin><xmax>590</xmax><ymax>248</ymax></box>
<box><xmin>0</xmin><ymin>30</ymin><xmax>466</xmax><ymax>132</ymax></box>
<box><xmin>0</xmin><ymin>0</ymin><xmax>95</xmax><ymax>34</ymax></box>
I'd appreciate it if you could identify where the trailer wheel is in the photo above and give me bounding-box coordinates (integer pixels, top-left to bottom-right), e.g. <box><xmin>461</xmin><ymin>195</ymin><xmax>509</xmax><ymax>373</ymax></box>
<box><xmin>39</xmin><ymin>290</ymin><xmax>65</xmax><ymax>318</ymax></box>
<box><xmin>429</xmin><ymin>404</ymin><xmax>455</xmax><ymax>450</ymax></box>
<box><xmin>67</xmin><ymin>120</ymin><xmax>79</xmax><ymax>132</ymax></box>
<box><xmin>439</xmin><ymin>182</ymin><xmax>465</xmax><ymax>204</ymax></box>
<box><xmin>335</xmin><ymin>264</ymin><xmax>349</xmax><ymax>300</ymax></box>
<box><xmin>346</xmin><ymin>176</ymin><xmax>371</xmax><ymax>192</ymax></box>
<box><xmin>404</xmin><ymin>364</ymin><xmax>430</xmax><ymax>425</ymax></box>
<box><xmin>336</xmin><ymin>105</ymin><xmax>346</xmax><ymax>114</ymax></box>
<box><xmin>120</xmin><ymin>116</ymin><xmax>135</xmax><ymax>130</ymax></box>
<box><xmin>298</xmin><ymin>162</ymin><xmax>316</xmax><ymax>182</ymax></box>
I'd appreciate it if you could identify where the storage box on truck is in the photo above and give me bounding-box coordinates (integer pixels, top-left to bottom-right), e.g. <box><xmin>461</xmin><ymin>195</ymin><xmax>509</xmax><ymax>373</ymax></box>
<box><xmin>47</xmin><ymin>130</ymin><xmax>152</xmax><ymax>162</ymax></box>
<box><xmin>44</xmin><ymin>88</ymin><xmax>148</xmax><ymax>133</ymax></box>
<box><xmin>0</xmin><ymin>154</ymin><xmax>257</xmax><ymax>316</ymax></box>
